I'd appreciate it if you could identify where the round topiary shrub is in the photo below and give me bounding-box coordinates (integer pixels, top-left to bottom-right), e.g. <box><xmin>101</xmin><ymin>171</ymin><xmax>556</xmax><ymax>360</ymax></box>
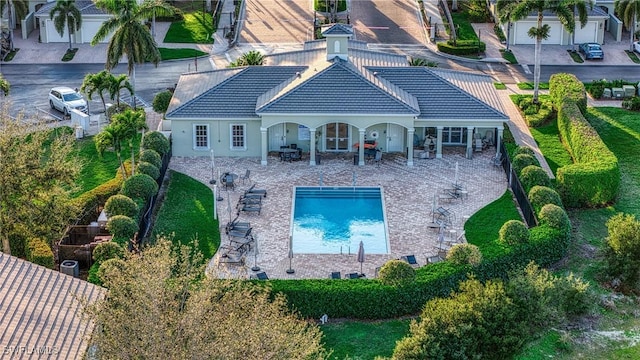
<box><xmin>139</xmin><ymin>149</ymin><xmax>162</xmax><ymax>169</ymax></box>
<box><xmin>514</xmin><ymin>146</ymin><xmax>536</xmax><ymax>157</ymax></box>
<box><xmin>121</xmin><ymin>174</ymin><xmax>158</xmax><ymax>201</ymax></box>
<box><xmin>106</xmin><ymin>215</ymin><xmax>138</xmax><ymax>240</ymax></box>
<box><xmin>446</xmin><ymin>244</ymin><xmax>482</xmax><ymax>266</ymax></box>
<box><xmin>520</xmin><ymin>165</ymin><xmax>551</xmax><ymax>192</ymax></box>
<box><xmin>104</xmin><ymin>194</ymin><xmax>138</xmax><ymax>218</ymax></box>
<box><xmin>143</xmin><ymin>131</ymin><xmax>170</xmax><ymax>156</ymax></box>
<box><xmin>152</xmin><ymin>90</ymin><xmax>172</xmax><ymax>114</ymax></box>
<box><xmin>528</xmin><ymin>185</ymin><xmax>563</xmax><ymax>214</ymax></box>
<box><xmin>378</xmin><ymin>259</ymin><xmax>416</xmax><ymax>287</ymax></box>
<box><xmin>499</xmin><ymin>220</ymin><xmax>530</xmax><ymax>245</ymax></box>
<box><xmin>512</xmin><ymin>154</ymin><xmax>539</xmax><ymax>175</ymax></box>
<box><xmin>539</xmin><ymin>204</ymin><xmax>571</xmax><ymax>231</ymax></box>
<box><xmin>92</xmin><ymin>242</ymin><xmax>125</xmax><ymax>263</ymax></box>
<box><xmin>136</xmin><ymin>161</ymin><xmax>160</xmax><ymax>180</ymax></box>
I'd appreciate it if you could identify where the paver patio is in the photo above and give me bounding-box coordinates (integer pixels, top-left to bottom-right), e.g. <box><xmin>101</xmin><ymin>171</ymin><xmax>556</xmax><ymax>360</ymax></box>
<box><xmin>169</xmin><ymin>148</ymin><xmax>507</xmax><ymax>279</ymax></box>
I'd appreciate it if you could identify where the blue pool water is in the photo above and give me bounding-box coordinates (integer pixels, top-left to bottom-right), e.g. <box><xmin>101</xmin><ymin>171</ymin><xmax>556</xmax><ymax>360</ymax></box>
<box><xmin>292</xmin><ymin>187</ymin><xmax>388</xmax><ymax>254</ymax></box>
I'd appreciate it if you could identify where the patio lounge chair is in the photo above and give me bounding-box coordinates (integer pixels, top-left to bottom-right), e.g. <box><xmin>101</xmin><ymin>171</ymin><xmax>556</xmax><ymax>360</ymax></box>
<box><xmin>239</xmin><ymin>169</ymin><xmax>251</xmax><ymax>185</ymax></box>
<box><xmin>230</xmin><ymin>235</ymin><xmax>255</xmax><ymax>252</ymax></box>
<box><xmin>331</xmin><ymin>271</ymin><xmax>341</xmax><ymax>279</ymax></box>
<box><xmin>228</xmin><ymin>227</ymin><xmax>252</xmax><ymax>240</ymax></box>
<box><xmin>245</xmin><ymin>184</ymin><xmax>267</xmax><ymax>198</ymax></box>
<box><xmin>238</xmin><ymin>203</ymin><xmax>261</xmax><ymax>215</ymax></box>
<box><xmin>237</xmin><ymin>195</ymin><xmax>261</xmax><ymax>209</ymax></box>
<box><xmin>401</xmin><ymin>255</ymin><xmax>418</xmax><ymax>265</ymax></box>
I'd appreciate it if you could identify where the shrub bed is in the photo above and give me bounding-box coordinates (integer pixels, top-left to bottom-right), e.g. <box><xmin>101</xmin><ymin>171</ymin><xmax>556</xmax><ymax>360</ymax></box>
<box><xmin>550</xmin><ymin>73</ymin><xmax>620</xmax><ymax>207</ymax></box>
<box><xmin>437</xmin><ymin>40</ymin><xmax>486</xmax><ymax>56</ymax></box>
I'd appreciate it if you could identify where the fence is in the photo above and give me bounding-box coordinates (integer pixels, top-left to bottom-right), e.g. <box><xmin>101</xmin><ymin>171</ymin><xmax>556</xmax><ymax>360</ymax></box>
<box><xmin>499</xmin><ymin>142</ymin><xmax>538</xmax><ymax>228</ymax></box>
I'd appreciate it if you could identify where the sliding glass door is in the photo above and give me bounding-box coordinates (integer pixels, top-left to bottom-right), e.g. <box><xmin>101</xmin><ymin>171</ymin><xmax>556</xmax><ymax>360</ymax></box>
<box><xmin>325</xmin><ymin>122</ymin><xmax>350</xmax><ymax>151</ymax></box>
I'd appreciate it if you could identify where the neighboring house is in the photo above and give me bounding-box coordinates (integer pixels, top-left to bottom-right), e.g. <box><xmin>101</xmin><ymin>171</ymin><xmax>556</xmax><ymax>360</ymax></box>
<box><xmin>0</xmin><ymin>253</ymin><xmax>103</xmax><ymax>358</ymax></box>
<box><xmin>490</xmin><ymin>3</ymin><xmax>609</xmax><ymax>45</ymax></box>
<box><xmin>164</xmin><ymin>24</ymin><xmax>508</xmax><ymax>166</ymax></box>
<box><xmin>34</xmin><ymin>0</ymin><xmax>111</xmax><ymax>44</ymax></box>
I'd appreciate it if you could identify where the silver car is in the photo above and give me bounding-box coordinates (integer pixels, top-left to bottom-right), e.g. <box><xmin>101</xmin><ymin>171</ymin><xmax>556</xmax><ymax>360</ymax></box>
<box><xmin>49</xmin><ymin>87</ymin><xmax>88</xmax><ymax>115</ymax></box>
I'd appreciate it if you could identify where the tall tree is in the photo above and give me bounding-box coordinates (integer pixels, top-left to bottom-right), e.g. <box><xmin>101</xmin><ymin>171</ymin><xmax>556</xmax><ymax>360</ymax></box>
<box><xmin>0</xmin><ymin>105</ymin><xmax>80</xmax><ymax>254</ymax></box>
<box><xmin>81</xmin><ymin>238</ymin><xmax>328</xmax><ymax>359</ymax></box>
<box><xmin>616</xmin><ymin>0</ymin><xmax>640</xmax><ymax>51</ymax></box>
<box><xmin>108</xmin><ymin>73</ymin><xmax>134</xmax><ymax>109</ymax></box>
<box><xmin>498</xmin><ymin>0</ymin><xmax>592</xmax><ymax>103</ymax></box>
<box><xmin>81</xmin><ymin>70</ymin><xmax>113</xmax><ymax>116</ymax></box>
<box><xmin>111</xmin><ymin>108</ymin><xmax>148</xmax><ymax>176</ymax></box>
<box><xmin>49</xmin><ymin>0</ymin><xmax>82</xmax><ymax>51</ymax></box>
<box><xmin>92</xmin><ymin>0</ymin><xmax>179</xmax><ymax>108</ymax></box>
<box><xmin>229</xmin><ymin>50</ymin><xmax>264</xmax><ymax>67</ymax></box>
<box><xmin>95</xmin><ymin>124</ymin><xmax>127</xmax><ymax>178</ymax></box>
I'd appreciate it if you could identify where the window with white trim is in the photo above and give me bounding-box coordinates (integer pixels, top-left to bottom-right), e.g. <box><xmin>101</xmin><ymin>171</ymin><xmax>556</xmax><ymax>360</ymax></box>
<box><xmin>230</xmin><ymin>124</ymin><xmax>246</xmax><ymax>150</ymax></box>
<box><xmin>193</xmin><ymin>124</ymin><xmax>209</xmax><ymax>150</ymax></box>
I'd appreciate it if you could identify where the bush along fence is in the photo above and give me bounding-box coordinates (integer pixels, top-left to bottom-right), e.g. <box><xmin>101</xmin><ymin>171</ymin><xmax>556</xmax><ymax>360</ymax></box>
<box><xmin>269</xmin><ymin>148</ymin><xmax>570</xmax><ymax>320</ymax></box>
<box><xmin>499</xmin><ymin>142</ymin><xmax>538</xmax><ymax>228</ymax></box>
<box><xmin>550</xmin><ymin>73</ymin><xmax>620</xmax><ymax>208</ymax></box>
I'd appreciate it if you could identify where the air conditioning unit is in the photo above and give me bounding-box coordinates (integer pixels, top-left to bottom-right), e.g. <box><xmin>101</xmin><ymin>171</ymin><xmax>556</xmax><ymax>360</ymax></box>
<box><xmin>60</xmin><ymin>260</ymin><xmax>79</xmax><ymax>278</ymax></box>
<box><xmin>623</xmin><ymin>85</ymin><xmax>636</xmax><ymax>98</ymax></box>
<box><xmin>602</xmin><ymin>88</ymin><xmax>612</xmax><ymax>98</ymax></box>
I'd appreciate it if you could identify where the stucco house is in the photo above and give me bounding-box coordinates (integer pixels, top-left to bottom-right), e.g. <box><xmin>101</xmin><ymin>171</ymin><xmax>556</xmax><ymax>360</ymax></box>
<box><xmin>490</xmin><ymin>3</ymin><xmax>609</xmax><ymax>46</ymax></box>
<box><xmin>34</xmin><ymin>0</ymin><xmax>111</xmax><ymax>44</ymax></box>
<box><xmin>164</xmin><ymin>24</ymin><xmax>509</xmax><ymax>166</ymax></box>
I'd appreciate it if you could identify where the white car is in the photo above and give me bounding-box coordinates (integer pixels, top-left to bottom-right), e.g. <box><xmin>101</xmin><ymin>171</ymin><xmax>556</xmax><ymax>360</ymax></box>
<box><xmin>634</xmin><ymin>41</ymin><xmax>640</xmax><ymax>54</ymax></box>
<box><xmin>49</xmin><ymin>87</ymin><xmax>87</xmax><ymax>115</ymax></box>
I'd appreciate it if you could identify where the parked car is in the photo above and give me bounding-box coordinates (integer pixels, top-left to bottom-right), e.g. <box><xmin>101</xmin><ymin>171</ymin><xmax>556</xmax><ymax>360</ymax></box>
<box><xmin>49</xmin><ymin>87</ymin><xmax>87</xmax><ymax>115</ymax></box>
<box><xmin>578</xmin><ymin>42</ymin><xmax>604</xmax><ymax>60</ymax></box>
<box><xmin>634</xmin><ymin>41</ymin><xmax>640</xmax><ymax>54</ymax></box>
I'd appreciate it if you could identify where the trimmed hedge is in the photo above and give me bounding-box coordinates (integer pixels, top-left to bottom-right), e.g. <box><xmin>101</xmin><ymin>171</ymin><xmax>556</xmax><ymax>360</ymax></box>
<box><xmin>73</xmin><ymin>177</ymin><xmax>122</xmax><ymax>225</ymax></box>
<box><xmin>143</xmin><ymin>131</ymin><xmax>170</xmax><ymax>156</ymax></box>
<box><xmin>139</xmin><ymin>149</ymin><xmax>162</xmax><ymax>169</ymax></box>
<box><xmin>512</xmin><ymin>154</ymin><xmax>539</xmax><ymax>175</ymax></box>
<box><xmin>520</xmin><ymin>165</ymin><xmax>551</xmax><ymax>192</ymax></box>
<box><xmin>378</xmin><ymin>260</ymin><xmax>416</xmax><ymax>287</ymax></box>
<box><xmin>120</xmin><ymin>174</ymin><xmax>158</xmax><ymax>201</ymax></box>
<box><xmin>136</xmin><ymin>161</ymin><xmax>160</xmax><ymax>180</ymax></box>
<box><xmin>104</xmin><ymin>194</ymin><xmax>138</xmax><ymax>218</ymax></box>
<box><xmin>550</xmin><ymin>73</ymin><xmax>620</xmax><ymax>208</ymax></box>
<box><xmin>528</xmin><ymin>186</ymin><xmax>563</xmax><ymax>214</ymax></box>
<box><xmin>26</xmin><ymin>237</ymin><xmax>55</xmax><ymax>269</ymax></box>
<box><xmin>437</xmin><ymin>40</ymin><xmax>486</xmax><ymax>56</ymax></box>
<box><xmin>499</xmin><ymin>220</ymin><xmax>530</xmax><ymax>245</ymax></box>
<box><xmin>555</xmin><ymin>101</ymin><xmax>619</xmax><ymax>207</ymax></box>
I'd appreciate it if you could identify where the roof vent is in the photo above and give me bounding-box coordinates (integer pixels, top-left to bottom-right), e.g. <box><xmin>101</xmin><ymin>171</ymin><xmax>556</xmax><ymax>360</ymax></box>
<box><xmin>296</xmin><ymin>71</ymin><xmax>301</xmax><ymax>78</ymax></box>
<box><xmin>373</xmin><ymin>71</ymin><xmax>378</xmax><ymax>76</ymax></box>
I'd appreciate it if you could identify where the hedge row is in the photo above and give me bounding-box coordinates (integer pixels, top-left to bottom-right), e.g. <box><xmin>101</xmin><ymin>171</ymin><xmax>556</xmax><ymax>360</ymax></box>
<box><xmin>26</xmin><ymin>237</ymin><xmax>55</xmax><ymax>269</ymax></box>
<box><xmin>437</xmin><ymin>40</ymin><xmax>486</xmax><ymax>56</ymax></box>
<box><xmin>550</xmin><ymin>74</ymin><xmax>620</xmax><ymax>207</ymax></box>
<box><xmin>270</xmin><ymin>221</ymin><xmax>568</xmax><ymax>319</ymax></box>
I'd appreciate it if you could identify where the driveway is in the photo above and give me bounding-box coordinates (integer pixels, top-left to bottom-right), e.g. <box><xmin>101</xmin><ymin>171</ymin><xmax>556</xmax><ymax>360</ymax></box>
<box><xmin>350</xmin><ymin>0</ymin><xmax>426</xmax><ymax>44</ymax></box>
<box><xmin>239</xmin><ymin>0</ymin><xmax>315</xmax><ymax>44</ymax></box>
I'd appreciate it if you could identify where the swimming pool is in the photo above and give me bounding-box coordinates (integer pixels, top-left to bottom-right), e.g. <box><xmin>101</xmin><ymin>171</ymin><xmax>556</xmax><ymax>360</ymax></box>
<box><xmin>291</xmin><ymin>187</ymin><xmax>389</xmax><ymax>254</ymax></box>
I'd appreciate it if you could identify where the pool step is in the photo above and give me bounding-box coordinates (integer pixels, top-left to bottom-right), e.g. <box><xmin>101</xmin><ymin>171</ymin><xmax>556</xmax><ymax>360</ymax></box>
<box><xmin>296</xmin><ymin>187</ymin><xmax>381</xmax><ymax>199</ymax></box>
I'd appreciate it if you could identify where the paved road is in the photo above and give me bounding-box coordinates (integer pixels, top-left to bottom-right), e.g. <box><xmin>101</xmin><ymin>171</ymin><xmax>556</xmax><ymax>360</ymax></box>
<box><xmin>239</xmin><ymin>0</ymin><xmax>314</xmax><ymax>44</ymax></box>
<box><xmin>350</xmin><ymin>0</ymin><xmax>426</xmax><ymax>44</ymax></box>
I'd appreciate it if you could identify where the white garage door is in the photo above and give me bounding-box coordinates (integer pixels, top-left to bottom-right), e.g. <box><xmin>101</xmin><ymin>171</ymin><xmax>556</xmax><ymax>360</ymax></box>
<box><xmin>82</xmin><ymin>20</ymin><xmax>109</xmax><ymax>43</ymax></box>
<box><xmin>574</xmin><ymin>21</ymin><xmax>598</xmax><ymax>44</ymax></box>
<box><xmin>514</xmin><ymin>21</ymin><xmax>563</xmax><ymax>45</ymax></box>
<box><xmin>45</xmin><ymin>19</ymin><xmax>67</xmax><ymax>43</ymax></box>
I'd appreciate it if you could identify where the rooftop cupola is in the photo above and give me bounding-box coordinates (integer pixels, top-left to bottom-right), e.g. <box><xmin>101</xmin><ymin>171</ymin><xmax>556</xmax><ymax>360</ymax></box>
<box><xmin>322</xmin><ymin>24</ymin><xmax>353</xmax><ymax>61</ymax></box>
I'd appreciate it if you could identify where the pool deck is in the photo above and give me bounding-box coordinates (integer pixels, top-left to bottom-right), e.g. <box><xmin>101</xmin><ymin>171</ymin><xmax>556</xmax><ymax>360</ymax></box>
<box><xmin>168</xmin><ymin>148</ymin><xmax>508</xmax><ymax>280</ymax></box>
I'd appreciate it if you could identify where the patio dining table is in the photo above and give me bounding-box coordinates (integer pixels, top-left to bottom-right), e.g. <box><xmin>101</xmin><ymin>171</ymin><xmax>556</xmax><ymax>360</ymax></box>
<box><xmin>279</xmin><ymin>148</ymin><xmax>299</xmax><ymax>161</ymax></box>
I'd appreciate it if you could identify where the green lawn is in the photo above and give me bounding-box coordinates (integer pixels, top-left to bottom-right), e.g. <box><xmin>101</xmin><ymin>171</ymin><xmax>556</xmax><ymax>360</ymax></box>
<box><xmin>73</xmin><ymin>134</ymin><xmax>140</xmax><ymax>196</ymax></box>
<box><xmin>321</xmin><ymin>319</ymin><xmax>411</xmax><ymax>359</ymax></box>
<box><xmin>164</xmin><ymin>11</ymin><xmax>214</xmax><ymax>44</ymax></box>
<box><xmin>450</xmin><ymin>12</ymin><xmax>479</xmax><ymax>41</ymax></box>
<box><xmin>518</xmin><ymin>82</ymin><xmax>550</xmax><ymax>90</ymax></box>
<box><xmin>529</xmin><ymin>118</ymin><xmax>574</xmax><ymax>176</ymax></box>
<box><xmin>159</xmin><ymin>47</ymin><xmax>208</xmax><ymax>61</ymax></box>
<box><xmin>152</xmin><ymin>170</ymin><xmax>219</xmax><ymax>260</ymax></box>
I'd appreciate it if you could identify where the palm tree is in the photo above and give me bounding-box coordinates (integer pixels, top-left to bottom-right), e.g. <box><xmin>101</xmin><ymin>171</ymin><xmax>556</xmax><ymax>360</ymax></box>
<box><xmin>109</xmin><ymin>74</ymin><xmax>134</xmax><ymax>109</ymax></box>
<box><xmin>498</xmin><ymin>0</ymin><xmax>592</xmax><ymax>103</ymax></box>
<box><xmin>92</xmin><ymin>0</ymin><xmax>179</xmax><ymax>108</ymax></box>
<box><xmin>2</xmin><ymin>0</ymin><xmax>28</xmax><ymax>52</ymax></box>
<box><xmin>95</xmin><ymin>125</ymin><xmax>126</xmax><ymax>178</ymax></box>
<box><xmin>49</xmin><ymin>0</ymin><xmax>82</xmax><ymax>51</ymax></box>
<box><xmin>229</xmin><ymin>50</ymin><xmax>265</xmax><ymax>67</ymax></box>
<box><xmin>616</xmin><ymin>0</ymin><xmax>640</xmax><ymax>51</ymax></box>
<box><xmin>111</xmin><ymin>109</ymin><xmax>148</xmax><ymax>176</ymax></box>
<box><xmin>81</xmin><ymin>70</ymin><xmax>113</xmax><ymax>115</ymax></box>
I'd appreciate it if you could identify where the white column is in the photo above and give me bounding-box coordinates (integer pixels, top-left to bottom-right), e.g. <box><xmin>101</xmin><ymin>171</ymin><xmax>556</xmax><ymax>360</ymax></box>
<box><xmin>407</xmin><ymin>127</ymin><xmax>414</xmax><ymax>167</ymax></box>
<box><xmin>496</xmin><ymin>126</ymin><xmax>504</xmax><ymax>155</ymax></box>
<box><xmin>260</xmin><ymin>127</ymin><xmax>268</xmax><ymax>166</ymax></box>
<box><xmin>436</xmin><ymin>126</ymin><xmax>444</xmax><ymax>159</ymax></box>
<box><xmin>466</xmin><ymin>126</ymin><xmax>474</xmax><ymax>159</ymax></box>
<box><xmin>358</xmin><ymin>128</ymin><xmax>365</xmax><ymax>166</ymax></box>
<box><xmin>309</xmin><ymin>129</ymin><xmax>316</xmax><ymax>166</ymax></box>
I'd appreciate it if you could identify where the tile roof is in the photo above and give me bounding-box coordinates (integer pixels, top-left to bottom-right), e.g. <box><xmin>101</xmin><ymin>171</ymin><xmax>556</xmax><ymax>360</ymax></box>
<box><xmin>35</xmin><ymin>1</ymin><xmax>107</xmax><ymax>16</ymax></box>
<box><xmin>0</xmin><ymin>253</ymin><xmax>103</xmax><ymax>359</ymax></box>
<box><xmin>366</xmin><ymin>67</ymin><xmax>508</xmax><ymax>120</ymax></box>
<box><xmin>256</xmin><ymin>58</ymin><xmax>419</xmax><ymax>115</ymax></box>
<box><xmin>321</xmin><ymin>23</ymin><xmax>354</xmax><ymax>36</ymax></box>
<box><xmin>166</xmin><ymin>66</ymin><xmax>307</xmax><ymax>119</ymax></box>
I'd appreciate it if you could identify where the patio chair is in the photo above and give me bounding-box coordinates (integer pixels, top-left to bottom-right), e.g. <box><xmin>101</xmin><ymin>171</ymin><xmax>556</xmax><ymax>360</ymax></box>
<box><xmin>346</xmin><ymin>272</ymin><xmax>360</xmax><ymax>279</ymax></box>
<box><xmin>239</xmin><ymin>169</ymin><xmax>251</xmax><ymax>185</ymax></box>
<box><xmin>330</xmin><ymin>271</ymin><xmax>341</xmax><ymax>279</ymax></box>
<box><xmin>290</xmin><ymin>149</ymin><xmax>302</xmax><ymax>161</ymax></box>
<box><xmin>373</xmin><ymin>150</ymin><xmax>382</xmax><ymax>167</ymax></box>
<box><xmin>401</xmin><ymin>255</ymin><xmax>418</xmax><ymax>266</ymax></box>
<box><xmin>223</xmin><ymin>174</ymin><xmax>235</xmax><ymax>191</ymax></box>
<box><xmin>245</xmin><ymin>184</ymin><xmax>267</xmax><ymax>198</ymax></box>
